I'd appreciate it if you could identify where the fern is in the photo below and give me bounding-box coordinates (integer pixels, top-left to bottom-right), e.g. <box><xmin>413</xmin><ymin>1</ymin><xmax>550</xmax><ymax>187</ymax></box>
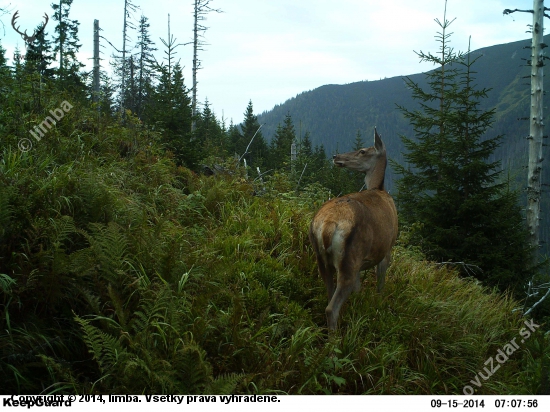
<box><xmin>74</xmin><ymin>281</ymin><xmax>205</xmax><ymax>393</ymax></box>
<box><xmin>48</xmin><ymin>216</ymin><xmax>78</xmax><ymax>275</ymax></box>
<box><xmin>107</xmin><ymin>283</ymin><xmax>128</xmax><ymax>330</ymax></box>
<box><xmin>120</xmin><ymin>286</ymin><xmax>174</xmax><ymax>342</ymax></box>
<box><xmin>49</xmin><ymin>216</ymin><xmax>77</xmax><ymax>248</ymax></box>
<box><xmin>75</xmin><ymin>286</ymin><xmax>102</xmax><ymax>315</ymax></box>
<box><xmin>176</xmin><ymin>342</ymin><xmax>213</xmax><ymax>394</ymax></box>
<box><xmin>204</xmin><ymin>373</ymin><xmax>242</xmax><ymax>395</ymax></box>
<box><xmin>67</xmin><ymin>238</ymin><xmax>95</xmax><ymax>275</ymax></box>
<box><xmin>77</xmin><ymin>175</ymin><xmax>119</xmax><ymax>223</ymax></box>
<box><xmin>37</xmin><ymin>355</ymin><xmax>79</xmax><ymax>394</ymax></box>
<box><xmin>0</xmin><ymin>185</ymin><xmax>14</xmax><ymax>238</ymax></box>
<box><xmin>74</xmin><ymin>315</ymin><xmax>126</xmax><ymax>375</ymax></box>
<box><xmin>86</xmin><ymin>222</ymin><xmax>131</xmax><ymax>283</ymax></box>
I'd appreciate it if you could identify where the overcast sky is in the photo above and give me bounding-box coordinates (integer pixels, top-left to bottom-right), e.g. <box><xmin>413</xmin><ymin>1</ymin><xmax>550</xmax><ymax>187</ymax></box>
<box><xmin>0</xmin><ymin>0</ymin><xmax>536</xmax><ymax>124</ymax></box>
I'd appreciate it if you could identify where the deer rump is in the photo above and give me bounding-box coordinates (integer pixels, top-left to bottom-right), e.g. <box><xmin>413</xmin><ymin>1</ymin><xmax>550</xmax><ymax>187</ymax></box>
<box><xmin>310</xmin><ymin>191</ymin><xmax>397</xmax><ymax>278</ymax></box>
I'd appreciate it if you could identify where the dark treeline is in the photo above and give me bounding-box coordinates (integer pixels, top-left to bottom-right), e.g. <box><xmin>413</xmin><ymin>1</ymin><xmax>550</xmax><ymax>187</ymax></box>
<box><xmin>1</xmin><ymin>0</ymin><xmax>360</xmax><ymax>195</ymax></box>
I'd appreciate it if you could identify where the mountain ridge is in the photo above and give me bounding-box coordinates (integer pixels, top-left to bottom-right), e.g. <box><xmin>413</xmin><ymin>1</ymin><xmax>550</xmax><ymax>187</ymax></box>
<box><xmin>258</xmin><ymin>34</ymin><xmax>537</xmax><ymax>154</ymax></box>
<box><xmin>256</xmin><ymin>34</ymin><xmax>549</xmax><ymax>251</ymax></box>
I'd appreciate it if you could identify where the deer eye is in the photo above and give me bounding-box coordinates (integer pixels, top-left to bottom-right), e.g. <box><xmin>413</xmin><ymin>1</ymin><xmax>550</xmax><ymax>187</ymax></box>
<box><xmin>359</xmin><ymin>150</ymin><xmax>366</xmax><ymax>155</ymax></box>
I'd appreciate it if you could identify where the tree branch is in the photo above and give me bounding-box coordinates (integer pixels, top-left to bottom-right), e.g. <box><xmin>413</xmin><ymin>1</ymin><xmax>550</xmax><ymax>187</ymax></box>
<box><xmin>238</xmin><ymin>123</ymin><xmax>265</xmax><ymax>163</ymax></box>
<box><xmin>503</xmin><ymin>8</ymin><xmax>550</xmax><ymax>19</ymax></box>
<box><xmin>99</xmin><ymin>35</ymin><xmax>122</xmax><ymax>53</ymax></box>
<box><xmin>524</xmin><ymin>285</ymin><xmax>550</xmax><ymax>316</ymax></box>
<box><xmin>503</xmin><ymin>8</ymin><xmax>534</xmax><ymax>16</ymax></box>
<box><xmin>436</xmin><ymin>261</ymin><xmax>482</xmax><ymax>277</ymax></box>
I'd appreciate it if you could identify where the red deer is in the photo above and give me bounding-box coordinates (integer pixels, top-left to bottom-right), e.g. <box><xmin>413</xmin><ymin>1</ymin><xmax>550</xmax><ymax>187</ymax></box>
<box><xmin>309</xmin><ymin>128</ymin><xmax>398</xmax><ymax>330</ymax></box>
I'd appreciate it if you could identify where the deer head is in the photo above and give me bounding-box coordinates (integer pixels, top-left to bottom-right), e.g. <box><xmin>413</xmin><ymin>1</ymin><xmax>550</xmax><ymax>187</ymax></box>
<box><xmin>11</xmin><ymin>11</ymin><xmax>49</xmax><ymax>45</ymax></box>
<box><xmin>333</xmin><ymin>128</ymin><xmax>387</xmax><ymax>190</ymax></box>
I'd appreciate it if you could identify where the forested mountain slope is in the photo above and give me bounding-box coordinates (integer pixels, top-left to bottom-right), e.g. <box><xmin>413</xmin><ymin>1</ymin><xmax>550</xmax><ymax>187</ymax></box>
<box><xmin>257</xmin><ymin>34</ymin><xmax>549</xmax><ymax>251</ymax></box>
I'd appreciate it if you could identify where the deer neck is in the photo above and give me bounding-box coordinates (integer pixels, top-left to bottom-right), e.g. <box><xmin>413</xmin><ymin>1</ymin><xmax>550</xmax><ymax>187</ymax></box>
<box><xmin>364</xmin><ymin>154</ymin><xmax>386</xmax><ymax>191</ymax></box>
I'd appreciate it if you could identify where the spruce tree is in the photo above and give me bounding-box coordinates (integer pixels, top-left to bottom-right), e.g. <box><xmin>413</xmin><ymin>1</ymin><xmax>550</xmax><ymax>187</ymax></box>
<box><xmin>227</xmin><ymin>121</ymin><xmax>242</xmax><ymax>158</ymax></box>
<box><xmin>308</xmin><ymin>143</ymin><xmax>333</xmax><ymax>192</ymax></box>
<box><xmin>239</xmin><ymin>101</ymin><xmax>268</xmax><ymax>168</ymax></box>
<box><xmin>147</xmin><ymin>61</ymin><xmax>195</xmax><ymax>168</ymax></box>
<box><xmin>51</xmin><ymin>0</ymin><xmax>85</xmax><ymax>92</ymax></box>
<box><xmin>352</xmin><ymin>130</ymin><xmax>365</xmax><ymax>150</ymax></box>
<box><xmin>13</xmin><ymin>24</ymin><xmax>54</xmax><ymax>113</ymax></box>
<box><xmin>299</xmin><ymin>131</ymin><xmax>313</xmax><ymax>158</ymax></box>
<box><xmin>22</xmin><ymin>24</ymin><xmax>55</xmax><ymax>80</ymax></box>
<box><xmin>194</xmin><ymin>99</ymin><xmax>227</xmax><ymax>157</ymax></box>
<box><xmin>269</xmin><ymin>113</ymin><xmax>296</xmax><ymax>170</ymax></box>
<box><xmin>124</xmin><ymin>55</ymin><xmax>138</xmax><ymax>114</ymax></box>
<box><xmin>134</xmin><ymin>15</ymin><xmax>157</xmax><ymax>119</ymax></box>
<box><xmin>0</xmin><ymin>41</ymin><xmax>15</xmax><ymax>137</ymax></box>
<box><xmin>314</xmin><ymin>144</ymin><xmax>327</xmax><ymax>167</ymax></box>
<box><xmin>98</xmin><ymin>71</ymin><xmax>118</xmax><ymax>117</ymax></box>
<box><xmin>394</xmin><ymin>8</ymin><xmax>530</xmax><ymax>290</ymax></box>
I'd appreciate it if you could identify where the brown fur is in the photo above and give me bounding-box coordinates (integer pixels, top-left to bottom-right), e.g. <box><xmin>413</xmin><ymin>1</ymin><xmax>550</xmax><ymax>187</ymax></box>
<box><xmin>309</xmin><ymin>129</ymin><xmax>398</xmax><ymax>330</ymax></box>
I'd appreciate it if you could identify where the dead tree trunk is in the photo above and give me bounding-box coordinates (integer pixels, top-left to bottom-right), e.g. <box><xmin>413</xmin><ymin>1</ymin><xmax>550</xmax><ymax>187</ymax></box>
<box><xmin>93</xmin><ymin>19</ymin><xmax>100</xmax><ymax>103</ymax></box>
<box><xmin>192</xmin><ymin>0</ymin><xmax>199</xmax><ymax>131</ymax></box>
<box><xmin>58</xmin><ymin>0</ymin><xmax>63</xmax><ymax>76</ymax></box>
<box><xmin>190</xmin><ymin>0</ymin><xmax>221</xmax><ymax>132</ymax></box>
<box><xmin>119</xmin><ymin>0</ymin><xmax>137</xmax><ymax>118</ymax></box>
<box><xmin>504</xmin><ymin>0</ymin><xmax>547</xmax><ymax>267</ymax></box>
<box><xmin>120</xmin><ymin>0</ymin><xmax>129</xmax><ymax>117</ymax></box>
<box><xmin>527</xmin><ymin>0</ymin><xmax>545</xmax><ymax>267</ymax></box>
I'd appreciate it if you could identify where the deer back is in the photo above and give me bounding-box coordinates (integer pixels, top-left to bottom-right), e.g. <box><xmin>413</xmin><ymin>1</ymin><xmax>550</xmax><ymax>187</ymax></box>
<box><xmin>310</xmin><ymin>189</ymin><xmax>397</xmax><ymax>269</ymax></box>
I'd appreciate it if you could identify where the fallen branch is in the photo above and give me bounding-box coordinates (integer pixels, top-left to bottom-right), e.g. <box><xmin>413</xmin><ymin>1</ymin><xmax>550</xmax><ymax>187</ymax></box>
<box><xmin>436</xmin><ymin>261</ymin><xmax>482</xmax><ymax>277</ymax></box>
<box><xmin>524</xmin><ymin>286</ymin><xmax>550</xmax><ymax>316</ymax></box>
<box><xmin>295</xmin><ymin>163</ymin><xmax>308</xmax><ymax>192</ymax></box>
<box><xmin>238</xmin><ymin>123</ymin><xmax>265</xmax><ymax>164</ymax></box>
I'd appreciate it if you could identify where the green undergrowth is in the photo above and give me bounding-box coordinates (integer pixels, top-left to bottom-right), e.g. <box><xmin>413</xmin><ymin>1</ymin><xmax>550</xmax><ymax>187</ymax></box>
<box><xmin>0</xmin><ymin>122</ymin><xmax>549</xmax><ymax>394</ymax></box>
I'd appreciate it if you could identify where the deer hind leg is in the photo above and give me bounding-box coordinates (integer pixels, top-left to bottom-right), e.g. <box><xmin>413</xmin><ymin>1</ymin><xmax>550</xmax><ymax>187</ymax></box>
<box><xmin>353</xmin><ymin>270</ymin><xmax>362</xmax><ymax>292</ymax></box>
<box><xmin>315</xmin><ymin>254</ymin><xmax>336</xmax><ymax>302</ymax></box>
<box><xmin>325</xmin><ymin>258</ymin><xmax>362</xmax><ymax>330</ymax></box>
<box><xmin>376</xmin><ymin>252</ymin><xmax>391</xmax><ymax>293</ymax></box>
<box><xmin>325</xmin><ymin>276</ymin><xmax>356</xmax><ymax>330</ymax></box>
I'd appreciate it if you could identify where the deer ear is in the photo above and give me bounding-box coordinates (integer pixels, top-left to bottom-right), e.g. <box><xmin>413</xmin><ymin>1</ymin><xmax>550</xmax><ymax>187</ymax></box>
<box><xmin>374</xmin><ymin>127</ymin><xmax>385</xmax><ymax>152</ymax></box>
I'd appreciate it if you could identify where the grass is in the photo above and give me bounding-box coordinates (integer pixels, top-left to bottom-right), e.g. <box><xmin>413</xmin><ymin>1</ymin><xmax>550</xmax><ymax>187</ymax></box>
<box><xmin>0</xmin><ymin>122</ymin><xmax>549</xmax><ymax>394</ymax></box>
